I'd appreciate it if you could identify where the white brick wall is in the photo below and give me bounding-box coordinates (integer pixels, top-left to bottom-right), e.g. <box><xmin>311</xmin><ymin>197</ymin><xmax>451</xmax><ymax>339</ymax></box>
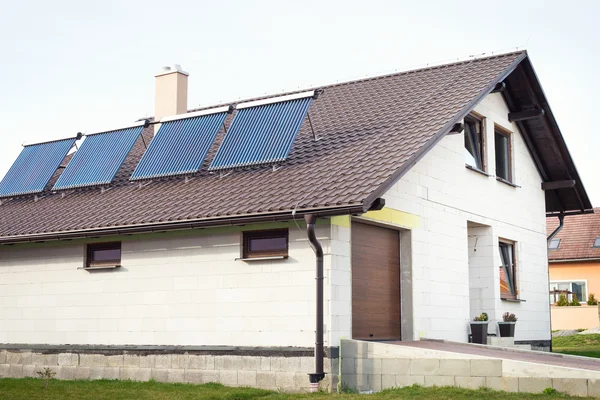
<box><xmin>379</xmin><ymin>92</ymin><xmax>549</xmax><ymax>343</ymax></box>
<box><xmin>0</xmin><ymin>224</ymin><xmax>331</xmax><ymax>348</ymax></box>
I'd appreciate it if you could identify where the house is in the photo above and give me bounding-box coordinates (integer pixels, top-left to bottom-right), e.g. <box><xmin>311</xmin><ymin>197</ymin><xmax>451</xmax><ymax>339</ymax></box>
<box><xmin>0</xmin><ymin>51</ymin><xmax>593</xmax><ymax>391</ymax></box>
<box><xmin>548</xmin><ymin>208</ymin><xmax>600</xmax><ymax>330</ymax></box>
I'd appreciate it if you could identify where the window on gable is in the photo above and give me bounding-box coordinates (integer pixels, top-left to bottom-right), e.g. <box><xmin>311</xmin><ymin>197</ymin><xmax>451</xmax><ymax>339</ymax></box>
<box><xmin>549</xmin><ymin>281</ymin><xmax>587</xmax><ymax>304</ymax></box>
<box><xmin>499</xmin><ymin>240</ymin><xmax>517</xmax><ymax>300</ymax></box>
<box><xmin>86</xmin><ymin>242</ymin><xmax>121</xmax><ymax>269</ymax></box>
<box><xmin>243</xmin><ymin>229</ymin><xmax>288</xmax><ymax>259</ymax></box>
<box><xmin>464</xmin><ymin>115</ymin><xmax>485</xmax><ymax>171</ymax></box>
<box><xmin>495</xmin><ymin>129</ymin><xmax>512</xmax><ymax>182</ymax></box>
<box><xmin>594</xmin><ymin>237</ymin><xmax>600</xmax><ymax>248</ymax></box>
<box><xmin>548</xmin><ymin>238</ymin><xmax>560</xmax><ymax>250</ymax></box>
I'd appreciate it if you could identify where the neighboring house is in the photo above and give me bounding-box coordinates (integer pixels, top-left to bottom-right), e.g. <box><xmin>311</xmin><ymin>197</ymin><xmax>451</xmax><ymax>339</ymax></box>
<box><xmin>548</xmin><ymin>208</ymin><xmax>600</xmax><ymax>330</ymax></box>
<box><xmin>0</xmin><ymin>51</ymin><xmax>593</xmax><ymax>390</ymax></box>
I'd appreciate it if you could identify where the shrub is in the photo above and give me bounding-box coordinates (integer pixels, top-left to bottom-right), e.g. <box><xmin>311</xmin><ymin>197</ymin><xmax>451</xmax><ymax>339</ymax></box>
<box><xmin>36</xmin><ymin>367</ymin><xmax>56</xmax><ymax>389</ymax></box>
<box><xmin>570</xmin><ymin>294</ymin><xmax>581</xmax><ymax>306</ymax></box>
<box><xmin>473</xmin><ymin>312</ymin><xmax>489</xmax><ymax>322</ymax></box>
<box><xmin>588</xmin><ymin>293</ymin><xmax>598</xmax><ymax>306</ymax></box>
<box><xmin>502</xmin><ymin>312</ymin><xmax>517</xmax><ymax>322</ymax></box>
<box><xmin>556</xmin><ymin>294</ymin><xmax>569</xmax><ymax>306</ymax></box>
<box><xmin>543</xmin><ymin>387</ymin><xmax>558</xmax><ymax>395</ymax></box>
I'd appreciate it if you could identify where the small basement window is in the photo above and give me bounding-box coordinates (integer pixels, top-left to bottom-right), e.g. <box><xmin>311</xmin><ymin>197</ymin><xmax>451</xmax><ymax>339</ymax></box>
<box><xmin>548</xmin><ymin>238</ymin><xmax>560</xmax><ymax>250</ymax></box>
<box><xmin>464</xmin><ymin>115</ymin><xmax>485</xmax><ymax>172</ymax></box>
<box><xmin>243</xmin><ymin>229</ymin><xmax>289</xmax><ymax>259</ymax></box>
<box><xmin>495</xmin><ymin>128</ymin><xmax>512</xmax><ymax>182</ymax></box>
<box><xmin>86</xmin><ymin>242</ymin><xmax>122</xmax><ymax>269</ymax></box>
<box><xmin>594</xmin><ymin>237</ymin><xmax>600</xmax><ymax>248</ymax></box>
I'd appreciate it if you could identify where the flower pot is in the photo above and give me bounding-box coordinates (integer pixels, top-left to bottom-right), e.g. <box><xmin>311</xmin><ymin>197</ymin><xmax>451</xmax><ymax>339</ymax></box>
<box><xmin>498</xmin><ymin>322</ymin><xmax>516</xmax><ymax>337</ymax></box>
<box><xmin>470</xmin><ymin>321</ymin><xmax>488</xmax><ymax>344</ymax></box>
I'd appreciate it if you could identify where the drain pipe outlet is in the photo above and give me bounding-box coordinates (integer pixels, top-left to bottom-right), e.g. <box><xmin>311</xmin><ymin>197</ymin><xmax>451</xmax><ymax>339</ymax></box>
<box><xmin>547</xmin><ymin>214</ymin><xmax>565</xmax><ymax>244</ymax></box>
<box><xmin>304</xmin><ymin>214</ymin><xmax>325</xmax><ymax>385</ymax></box>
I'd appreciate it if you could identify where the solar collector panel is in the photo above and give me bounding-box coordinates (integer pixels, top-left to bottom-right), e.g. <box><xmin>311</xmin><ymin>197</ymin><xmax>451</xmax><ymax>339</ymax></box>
<box><xmin>209</xmin><ymin>96</ymin><xmax>312</xmax><ymax>170</ymax></box>
<box><xmin>130</xmin><ymin>111</ymin><xmax>227</xmax><ymax>180</ymax></box>
<box><xmin>52</xmin><ymin>126</ymin><xmax>143</xmax><ymax>190</ymax></box>
<box><xmin>0</xmin><ymin>138</ymin><xmax>76</xmax><ymax>197</ymax></box>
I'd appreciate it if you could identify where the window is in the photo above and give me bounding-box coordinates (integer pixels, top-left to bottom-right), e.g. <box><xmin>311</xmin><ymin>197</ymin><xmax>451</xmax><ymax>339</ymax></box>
<box><xmin>464</xmin><ymin>115</ymin><xmax>485</xmax><ymax>171</ymax></box>
<box><xmin>243</xmin><ymin>229</ymin><xmax>288</xmax><ymax>259</ymax></box>
<box><xmin>499</xmin><ymin>240</ymin><xmax>517</xmax><ymax>299</ymax></box>
<box><xmin>594</xmin><ymin>237</ymin><xmax>600</xmax><ymax>248</ymax></box>
<box><xmin>495</xmin><ymin>128</ymin><xmax>512</xmax><ymax>182</ymax></box>
<box><xmin>86</xmin><ymin>242</ymin><xmax>121</xmax><ymax>268</ymax></box>
<box><xmin>549</xmin><ymin>281</ymin><xmax>587</xmax><ymax>304</ymax></box>
<box><xmin>548</xmin><ymin>238</ymin><xmax>560</xmax><ymax>250</ymax></box>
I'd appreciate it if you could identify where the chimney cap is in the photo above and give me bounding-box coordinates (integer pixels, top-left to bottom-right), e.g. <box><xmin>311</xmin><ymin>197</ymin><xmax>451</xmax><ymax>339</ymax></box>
<box><xmin>155</xmin><ymin>64</ymin><xmax>189</xmax><ymax>77</ymax></box>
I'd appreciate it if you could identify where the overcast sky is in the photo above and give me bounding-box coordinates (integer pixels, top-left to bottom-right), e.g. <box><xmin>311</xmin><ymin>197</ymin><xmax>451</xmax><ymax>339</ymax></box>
<box><xmin>0</xmin><ymin>0</ymin><xmax>597</xmax><ymax>205</ymax></box>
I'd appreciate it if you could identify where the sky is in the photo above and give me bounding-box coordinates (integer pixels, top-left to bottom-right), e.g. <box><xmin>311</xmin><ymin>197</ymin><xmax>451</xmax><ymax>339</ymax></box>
<box><xmin>0</xmin><ymin>0</ymin><xmax>598</xmax><ymax>205</ymax></box>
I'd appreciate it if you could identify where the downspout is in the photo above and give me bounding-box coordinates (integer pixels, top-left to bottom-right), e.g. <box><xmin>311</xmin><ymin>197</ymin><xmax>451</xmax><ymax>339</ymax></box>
<box><xmin>546</xmin><ymin>213</ymin><xmax>564</xmax><ymax>352</ymax></box>
<box><xmin>304</xmin><ymin>214</ymin><xmax>325</xmax><ymax>387</ymax></box>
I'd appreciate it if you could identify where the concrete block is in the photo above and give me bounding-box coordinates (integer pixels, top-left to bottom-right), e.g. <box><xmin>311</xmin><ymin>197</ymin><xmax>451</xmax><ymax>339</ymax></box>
<box><xmin>341</xmin><ymin>357</ymin><xmax>355</xmax><ymax>373</ymax></box>
<box><xmin>382</xmin><ymin>358</ymin><xmax>410</xmax><ymax>375</ymax></box>
<box><xmin>168</xmin><ymin>369</ymin><xmax>185</xmax><ymax>383</ymax></box>
<box><xmin>139</xmin><ymin>355</ymin><xmax>155</xmax><ymax>369</ymax></box>
<box><xmin>257</xmin><ymin>371</ymin><xmax>277</xmax><ymax>388</ymax></box>
<box><xmin>6</xmin><ymin>352</ymin><xmax>22</xmax><ymax>364</ymax></box>
<box><xmin>0</xmin><ymin>364</ymin><xmax>9</xmax><ymax>377</ymax></box>
<box><xmin>275</xmin><ymin>371</ymin><xmax>296</xmax><ymax>388</ymax></box>
<box><xmin>58</xmin><ymin>353</ymin><xmax>78</xmax><ymax>366</ymax></box>
<box><xmin>588</xmin><ymin>379</ymin><xmax>600</xmax><ymax>397</ymax></box>
<box><xmin>20</xmin><ymin>352</ymin><xmax>33</xmax><ymax>365</ymax></box>
<box><xmin>439</xmin><ymin>359</ymin><xmax>470</xmax><ymax>376</ymax></box>
<box><xmin>382</xmin><ymin>374</ymin><xmax>396</xmax><ymax>389</ymax></box>
<box><xmin>518</xmin><ymin>377</ymin><xmax>552</xmax><ymax>394</ymax></box>
<box><xmin>154</xmin><ymin>355</ymin><xmax>171</xmax><ymax>369</ymax></box>
<box><xmin>123</xmin><ymin>355</ymin><xmax>141</xmax><ymax>368</ymax></box>
<box><xmin>58</xmin><ymin>366</ymin><xmax>76</xmax><ymax>380</ymax></box>
<box><xmin>425</xmin><ymin>375</ymin><xmax>455</xmax><ymax>387</ymax></box>
<box><xmin>470</xmin><ymin>359</ymin><xmax>501</xmax><ymax>377</ymax></box>
<box><xmin>201</xmin><ymin>370</ymin><xmax>220</xmax><ymax>384</ymax></box>
<box><xmin>151</xmin><ymin>368</ymin><xmax>169</xmax><ymax>382</ymax></box>
<box><xmin>356</xmin><ymin>358</ymin><xmax>382</xmax><ymax>374</ymax></box>
<box><xmin>0</xmin><ymin>351</ymin><xmax>5</xmax><ymax>364</ymax></box>
<box><xmin>184</xmin><ymin>369</ymin><xmax>203</xmax><ymax>384</ymax></box>
<box><xmin>368</xmin><ymin>374</ymin><xmax>382</xmax><ymax>391</ymax></box>
<box><xmin>238</xmin><ymin>370</ymin><xmax>257</xmax><ymax>386</ymax></box>
<box><xmin>75</xmin><ymin>366</ymin><xmax>91</xmax><ymax>380</ymax></box>
<box><xmin>300</xmin><ymin>357</ymin><xmax>314</xmax><ymax>372</ymax></box>
<box><xmin>90</xmin><ymin>367</ymin><xmax>104</xmax><ymax>380</ymax></box>
<box><xmin>341</xmin><ymin>373</ymin><xmax>367</xmax><ymax>392</ymax></box>
<box><xmin>80</xmin><ymin>354</ymin><xmax>102</xmax><ymax>367</ymax></box>
<box><xmin>486</xmin><ymin>377</ymin><xmax>519</xmax><ymax>392</ymax></box>
<box><xmin>410</xmin><ymin>359</ymin><xmax>439</xmax><ymax>376</ymax></box>
<box><xmin>220</xmin><ymin>369</ymin><xmax>238</xmax><ymax>386</ymax></box>
<box><xmin>396</xmin><ymin>375</ymin><xmax>425</xmax><ymax>387</ymax></box>
<box><xmin>188</xmin><ymin>355</ymin><xmax>205</xmax><ymax>370</ymax></box>
<box><xmin>105</xmin><ymin>355</ymin><xmax>124</xmax><ymax>368</ymax></box>
<box><xmin>294</xmin><ymin>372</ymin><xmax>309</xmax><ymax>391</ymax></box>
<box><xmin>552</xmin><ymin>378</ymin><xmax>588</xmax><ymax>397</ymax></box>
<box><xmin>120</xmin><ymin>367</ymin><xmax>152</xmax><ymax>381</ymax></box>
<box><xmin>260</xmin><ymin>357</ymin><xmax>271</xmax><ymax>371</ymax></box>
<box><xmin>103</xmin><ymin>367</ymin><xmax>120</xmax><ymax>380</ymax></box>
<box><xmin>205</xmin><ymin>355</ymin><xmax>215</xmax><ymax>370</ymax></box>
<box><xmin>455</xmin><ymin>376</ymin><xmax>485</xmax><ymax>389</ymax></box>
<box><xmin>171</xmin><ymin>354</ymin><xmax>189</xmax><ymax>369</ymax></box>
<box><xmin>9</xmin><ymin>365</ymin><xmax>23</xmax><ymax>378</ymax></box>
<box><xmin>276</xmin><ymin>357</ymin><xmax>301</xmax><ymax>372</ymax></box>
<box><xmin>22</xmin><ymin>365</ymin><xmax>37</xmax><ymax>378</ymax></box>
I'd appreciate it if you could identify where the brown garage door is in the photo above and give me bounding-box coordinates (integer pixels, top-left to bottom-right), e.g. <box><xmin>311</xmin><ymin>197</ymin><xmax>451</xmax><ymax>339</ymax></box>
<box><xmin>351</xmin><ymin>221</ymin><xmax>401</xmax><ymax>340</ymax></box>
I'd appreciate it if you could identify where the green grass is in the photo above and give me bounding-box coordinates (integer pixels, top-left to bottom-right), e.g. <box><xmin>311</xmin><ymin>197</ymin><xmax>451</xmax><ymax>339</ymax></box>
<box><xmin>0</xmin><ymin>379</ymin><xmax>593</xmax><ymax>400</ymax></box>
<box><xmin>553</xmin><ymin>333</ymin><xmax>600</xmax><ymax>358</ymax></box>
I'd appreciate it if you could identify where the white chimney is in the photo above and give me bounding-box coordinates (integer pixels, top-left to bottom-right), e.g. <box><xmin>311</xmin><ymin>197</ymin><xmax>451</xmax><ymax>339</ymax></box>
<box><xmin>154</xmin><ymin>64</ymin><xmax>189</xmax><ymax>122</ymax></box>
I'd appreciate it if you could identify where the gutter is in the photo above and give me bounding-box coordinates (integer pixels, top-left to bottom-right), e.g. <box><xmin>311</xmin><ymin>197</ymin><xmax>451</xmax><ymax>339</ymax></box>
<box><xmin>304</xmin><ymin>214</ymin><xmax>325</xmax><ymax>387</ymax></box>
<box><xmin>0</xmin><ymin>204</ymin><xmax>365</xmax><ymax>245</ymax></box>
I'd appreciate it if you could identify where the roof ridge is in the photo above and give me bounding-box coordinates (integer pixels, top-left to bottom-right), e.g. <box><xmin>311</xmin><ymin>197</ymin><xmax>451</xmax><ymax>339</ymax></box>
<box><xmin>183</xmin><ymin>50</ymin><xmax>527</xmax><ymax>115</ymax></box>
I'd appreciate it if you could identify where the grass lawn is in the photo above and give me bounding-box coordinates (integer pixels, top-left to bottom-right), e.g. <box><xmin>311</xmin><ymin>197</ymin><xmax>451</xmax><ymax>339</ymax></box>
<box><xmin>553</xmin><ymin>333</ymin><xmax>600</xmax><ymax>358</ymax></box>
<box><xmin>0</xmin><ymin>379</ymin><xmax>594</xmax><ymax>400</ymax></box>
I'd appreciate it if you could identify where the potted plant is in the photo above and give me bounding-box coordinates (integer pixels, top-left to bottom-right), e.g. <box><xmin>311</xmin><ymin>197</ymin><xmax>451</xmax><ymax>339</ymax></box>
<box><xmin>498</xmin><ymin>312</ymin><xmax>517</xmax><ymax>337</ymax></box>
<box><xmin>470</xmin><ymin>312</ymin><xmax>489</xmax><ymax>344</ymax></box>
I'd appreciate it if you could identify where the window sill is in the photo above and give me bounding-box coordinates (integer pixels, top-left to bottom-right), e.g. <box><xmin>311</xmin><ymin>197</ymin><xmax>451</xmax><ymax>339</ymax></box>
<box><xmin>237</xmin><ymin>256</ymin><xmax>288</xmax><ymax>262</ymax></box>
<box><xmin>79</xmin><ymin>265</ymin><xmax>121</xmax><ymax>271</ymax></box>
<box><xmin>496</xmin><ymin>177</ymin><xmax>520</xmax><ymax>188</ymax></box>
<box><xmin>501</xmin><ymin>297</ymin><xmax>526</xmax><ymax>303</ymax></box>
<box><xmin>465</xmin><ymin>164</ymin><xmax>491</xmax><ymax>177</ymax></box>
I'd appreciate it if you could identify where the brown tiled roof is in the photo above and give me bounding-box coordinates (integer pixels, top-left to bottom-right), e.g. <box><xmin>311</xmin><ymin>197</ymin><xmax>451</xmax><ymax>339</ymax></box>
<box><xmin>0</xmin><ymin>51</ymin><xmax>574</xmax><ymax>242</ymax></box>
<box><xmin>547</xmin><ymin>209</ymin><xmax>600</xmax><ymax>261</ymax></box>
